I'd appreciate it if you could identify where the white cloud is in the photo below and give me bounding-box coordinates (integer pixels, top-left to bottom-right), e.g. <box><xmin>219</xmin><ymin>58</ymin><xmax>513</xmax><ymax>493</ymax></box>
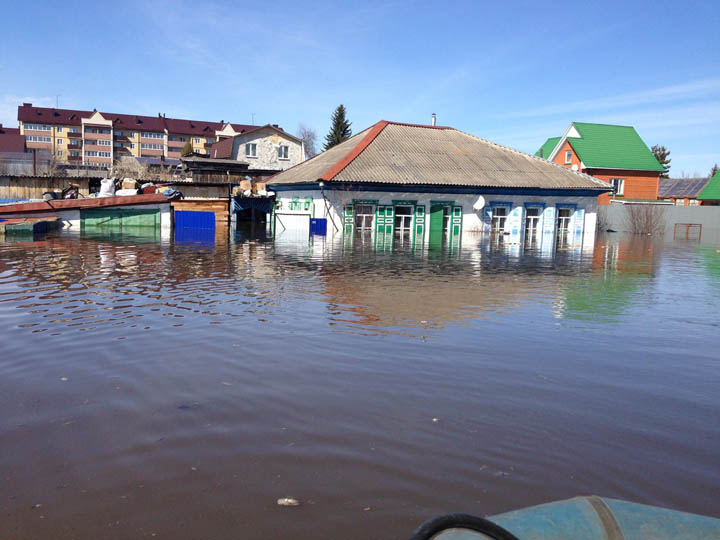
<box><xmin>498</xmin><ymin>78</ymin><xmax>720</xmax><ymax>119</ymax></box>
<box><xmin>0</xmin><ymin>95</ymin><xmax>54</xmax><ymax>127</ymax></box>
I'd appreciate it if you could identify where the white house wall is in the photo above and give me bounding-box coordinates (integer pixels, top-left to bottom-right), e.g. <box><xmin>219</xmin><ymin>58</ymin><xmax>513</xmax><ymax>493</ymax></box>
<box><xmin>273</xmin><ymin>189</ymin><xmax>599</xmax><ymax>252</ymax></box>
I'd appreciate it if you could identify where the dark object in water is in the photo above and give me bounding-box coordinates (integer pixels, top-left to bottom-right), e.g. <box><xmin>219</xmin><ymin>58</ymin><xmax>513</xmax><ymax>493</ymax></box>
<box><xmin>606</xmin><ymin>228</ymin><xmax>617</xmax><ymax>233</ymax></box>
<box><xmin>410</xmin><ymin>496</ymin><xmax>720</xmax><ymax>540</ymax></box>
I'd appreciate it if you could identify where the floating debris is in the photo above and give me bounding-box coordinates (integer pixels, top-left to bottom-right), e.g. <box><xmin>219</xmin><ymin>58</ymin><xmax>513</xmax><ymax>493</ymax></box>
<box><xmin>277</xmin><ymin>497</ymin><xmax>299</xmax><ymax>507</ymax></box>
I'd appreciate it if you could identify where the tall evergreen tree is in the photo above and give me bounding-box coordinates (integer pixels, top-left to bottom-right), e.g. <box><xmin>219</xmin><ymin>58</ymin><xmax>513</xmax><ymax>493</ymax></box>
<box><xmin>710</xmin><ymin>163</ymin><xmax>718</xmax><ymax>179</ymax></box>
<box><xmin>181</xmin><ymin>139</ymin><xmax>193</xmax><ymax>156</ymax></box>
<box><xmin>651</xmin><ymin>144</ymin><xmax>671</xmax><ymax>178</ymax></box>
<box><xmin>324</xmin><ymin>105</ymin><xmax>352</xmax><ymax>150</ymax></box>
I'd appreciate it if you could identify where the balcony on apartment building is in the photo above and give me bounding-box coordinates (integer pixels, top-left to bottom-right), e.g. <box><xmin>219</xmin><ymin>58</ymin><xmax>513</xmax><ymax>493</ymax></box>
<box><xmin>67</xmin><ymin>131</ymin><xmax>82</xmax><ymax>138</ymax></box>
<box><xmin>67</xmin><ymin>141</ymin><xmax>82</xmax><ymax>150</ymax></box>
<box><xmin>67</xmin><ymin>155</ymin><xmax>81</xmax><ymax>162</ymax></box>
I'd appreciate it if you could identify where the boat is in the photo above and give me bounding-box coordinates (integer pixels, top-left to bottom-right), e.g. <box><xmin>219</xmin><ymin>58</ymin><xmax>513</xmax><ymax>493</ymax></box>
<box><xmin>410</xmin><ymin>496</ymin><xmax>720</xmax><ymax>539</ymax></box>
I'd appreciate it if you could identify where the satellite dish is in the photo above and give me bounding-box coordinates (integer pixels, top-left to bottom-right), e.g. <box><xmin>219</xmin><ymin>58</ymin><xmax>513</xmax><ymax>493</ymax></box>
<box><xmin>571</xmin><ymin>164</ymin><xmax>579</xmax><ymax>171</ymax></box>
<box><xmin>473</xmin><ymin>195</ymin><xmax>486</xmax><ymax>210</ymax></box>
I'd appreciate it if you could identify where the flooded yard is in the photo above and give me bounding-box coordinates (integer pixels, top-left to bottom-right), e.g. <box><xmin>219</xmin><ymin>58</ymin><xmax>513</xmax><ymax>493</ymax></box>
<box><xmin>1</xmin><ymin>230</ymin><xmax>719</xmax><ymax>539</ymax></box>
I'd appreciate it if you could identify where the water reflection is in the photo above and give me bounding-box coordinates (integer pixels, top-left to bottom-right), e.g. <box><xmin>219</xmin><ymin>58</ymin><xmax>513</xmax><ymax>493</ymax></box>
<box><xmin>0</xmin><ymin>228</ymin><xmax>676</xmax><ymax>338</ymax></box>
<box><xmin>1</xmin><ymin>228</ymin><xmax>719</xmax><ymax>540</ymax></box>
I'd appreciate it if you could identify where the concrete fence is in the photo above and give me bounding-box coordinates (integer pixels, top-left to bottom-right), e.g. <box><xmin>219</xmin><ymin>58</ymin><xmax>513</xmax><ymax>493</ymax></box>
<box><xmin>599</xmin><ymin>204</ymin><xmax>720</xmax><ymax>243</ymax></box>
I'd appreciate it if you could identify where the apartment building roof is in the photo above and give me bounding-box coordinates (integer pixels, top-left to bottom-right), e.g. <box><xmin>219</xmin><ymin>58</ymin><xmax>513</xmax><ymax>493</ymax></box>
<box><xmin>107</xmin><ymin>112</ymin><xmax>166</xmax><ymax>132</ymax></box>
<box><xmin>165</xmin><ymin>117</ymin><xmax>222</xmax><ymax>136</ymax></box>
<box><xmin>17</xmin><ymin>103</ymin><xmax>263</xmax><ymax>136</ymax></box>
<box><xmin>269</xmin><ymin>120</ymin><xmax>610</xmax><ymax>190</ymax></box>
<box><xmin>18</xmin><ymin>104</ymin><xmax>88</xmax><ymax>126</ymax></box>
<box><xmin>0</xmin><ymin>124</ymin><xmax>26</xmax><ymax>152</ymax></box>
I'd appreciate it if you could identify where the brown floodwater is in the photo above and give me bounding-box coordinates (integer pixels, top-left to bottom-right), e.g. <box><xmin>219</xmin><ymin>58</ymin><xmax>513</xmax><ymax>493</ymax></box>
<box><xmin>1</xmin><ymin>228</ymin><xmax>719</xmax><ymax>539</ymax></box>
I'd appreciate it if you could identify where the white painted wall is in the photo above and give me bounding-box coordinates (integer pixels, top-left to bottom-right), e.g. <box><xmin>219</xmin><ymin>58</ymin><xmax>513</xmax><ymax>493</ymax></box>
<box><xmin>273</xmin><ymin>188</ymin><xmax>599</xmax><ymax>251</ymax></box>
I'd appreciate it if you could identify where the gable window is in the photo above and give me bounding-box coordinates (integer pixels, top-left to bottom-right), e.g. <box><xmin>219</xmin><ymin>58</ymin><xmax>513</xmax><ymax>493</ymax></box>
<box><xmin>245</xmin><ymin>143</ymin><xmax>257</xmax><ymax>157</ymax></box>
<box><xmin>610</xmin><ymin>178</ymin><xmax>625</xmax><ymax>196</ymax></box>
<box><xmin>278</xmin><ymin>145</ymin><xmax>289</xmax><ymax>159</ymax></box>
<box><xmin>564</xmin><ymin>150</ymin><xmax>572</xmax><ymax>164</ymax></box>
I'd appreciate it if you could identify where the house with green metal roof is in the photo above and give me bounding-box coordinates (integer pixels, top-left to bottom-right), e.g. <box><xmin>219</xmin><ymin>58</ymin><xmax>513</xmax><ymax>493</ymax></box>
<box><xmin>536</xmin><ymin>122</ymin><xmax>664</xmax><ymax>204</ymax></box>
<box><xmin>697</xmin><ymin>168</ymin><xmax>720</xmax><ymax>205</ymax></box>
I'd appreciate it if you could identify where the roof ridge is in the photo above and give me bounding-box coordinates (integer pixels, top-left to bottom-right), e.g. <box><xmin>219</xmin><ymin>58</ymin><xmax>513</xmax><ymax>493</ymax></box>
<box><xmin>573</xmin><ymin>121</ymin><xmax>635</xmax><ymax>129</ymax></box>
<box><xmin>384</xmin><ymin>121</ymin><xmax>452</xmax><ymax>130</ymax></box>
<box><xmin>320</xmin><ymin>120</ymin><xmax>390</xmax><ymax>181</ymax></box>
<box><xmin>453</xmin><ymin>128</ymin><xmax>610</xmax><ymax>189</ymax></box>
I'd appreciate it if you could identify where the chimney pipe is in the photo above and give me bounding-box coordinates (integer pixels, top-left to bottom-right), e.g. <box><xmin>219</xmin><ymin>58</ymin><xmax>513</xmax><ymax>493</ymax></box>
<box><xmin>431</xmin><ymin>113</ymin><xmax>437</xmax><ymax>126</ymax></box>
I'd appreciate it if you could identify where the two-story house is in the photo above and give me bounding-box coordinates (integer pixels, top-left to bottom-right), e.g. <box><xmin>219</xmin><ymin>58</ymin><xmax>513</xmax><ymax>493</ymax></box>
<box><xmin>536</xmin><ymin>122</ymin><xmax>664</xmax><ymax>204</ymax></box>
<box><xmin>209</xmin><ymin>124</ymin><xmax>304</xmax><ymax>174</ymax></box>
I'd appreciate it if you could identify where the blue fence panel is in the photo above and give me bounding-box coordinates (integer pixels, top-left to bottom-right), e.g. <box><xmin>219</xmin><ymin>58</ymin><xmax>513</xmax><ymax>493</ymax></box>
<box><xmin>175</xmin><ymin>210</ymin><xmax>216</xmax><ymax>231</ymax></box>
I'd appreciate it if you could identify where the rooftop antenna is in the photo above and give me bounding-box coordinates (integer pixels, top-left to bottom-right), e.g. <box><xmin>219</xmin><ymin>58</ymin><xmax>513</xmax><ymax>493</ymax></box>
<box><xmin>252</xmin><ymin>113</ymin><xmax>256</xmax><ymax>125</ymax></box>
<box><xmin>56</xmin><ymin>94</ymin><xmax>61</xmax><ymax>108</ymax></box>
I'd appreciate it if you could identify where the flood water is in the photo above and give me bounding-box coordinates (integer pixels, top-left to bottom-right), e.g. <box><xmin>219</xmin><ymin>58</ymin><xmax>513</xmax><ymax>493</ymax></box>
<box><xmin>1</xmin><ymin>228</ymin><xmax>719</xmax><ymax>539</ymax></box>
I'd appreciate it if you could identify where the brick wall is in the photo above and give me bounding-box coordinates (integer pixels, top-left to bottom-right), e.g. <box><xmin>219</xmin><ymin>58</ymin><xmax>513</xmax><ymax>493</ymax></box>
<box><xmin>551</xmin><ymin>140</ymin><xmax>583</xmax><ymax>169</ymax></box>
<box><xmin>586</xmin><ymin>169</ymin><xmax>660</xmax><ymax>204</ymax></box>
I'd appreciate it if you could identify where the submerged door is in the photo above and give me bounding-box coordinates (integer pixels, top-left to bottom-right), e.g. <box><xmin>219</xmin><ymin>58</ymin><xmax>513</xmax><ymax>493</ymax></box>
<box><xmin>428</xmin><ymin>204</ymin><xmax>445</xmax><ymax>248</ymax></box>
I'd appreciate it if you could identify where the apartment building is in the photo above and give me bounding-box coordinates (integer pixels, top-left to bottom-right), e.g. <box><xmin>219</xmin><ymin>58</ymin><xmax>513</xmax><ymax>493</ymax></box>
<box><xmin>17</xmin><ymin>103</ymin><xmax>261</xmax><ymax>167</ymax></box>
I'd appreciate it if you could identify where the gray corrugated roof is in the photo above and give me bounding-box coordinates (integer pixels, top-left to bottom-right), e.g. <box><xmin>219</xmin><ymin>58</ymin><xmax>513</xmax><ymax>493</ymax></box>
<box><xmin>658</xmin><ymin>177</ymin><xmax>711</xmax><ymax>198</ymax></box>
<box><xmin>268</xmin><ymin>121</ymin><xmax>610</xmax><ymax>190</ymax></box>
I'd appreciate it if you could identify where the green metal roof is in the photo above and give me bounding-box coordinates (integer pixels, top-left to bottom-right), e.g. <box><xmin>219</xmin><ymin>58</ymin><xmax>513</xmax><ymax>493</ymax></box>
<box><xmin>697</xmin><ymin>169</ymin><xmax>720</xmax><ymax>200</ymax></box>
<box><xmin>536</xmin><ymin>123</ymin><xmax>664</xmax><ymax>171</ymax></box>
<box><xmin>567</xmin><ymin>122</ymin><xmax>664</xmax><ymax>171</ymax></box>
<box><xmin>535</xmin><ymin>137</ymin><xmax>560</xmax><ymax>159</ymax></box>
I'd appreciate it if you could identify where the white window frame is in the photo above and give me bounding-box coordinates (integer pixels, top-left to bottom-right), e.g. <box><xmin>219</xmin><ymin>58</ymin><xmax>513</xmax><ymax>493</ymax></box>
<box><xmin>524</xmin><ymin>206</ymin><xmax>541</xmax><ymax>245</ymax></box>
<box><xmin>194</xmin><ymin>137</ymin><xmax>201</xmax><ymax>144</ymax></box>
<box><xmin>610</xmin><ymin>178</ymin><xmax>625</xmax><ymax>196</ymax></box>
<box><xmin>491</xmin><ymin>206</ymin><xmax>508</xmax><ymax>233</ymax></box>
<box><xmin>564</xmin><ymin>150</ymin><xmax>572</xmax><ymax>164</ymax></box>
<box><xmin>57</xmin><ymin>138</ymin><xmax>63</xmax><ymax>145</ymax></box>
<box><xmin>57</xmin><ymin>150</ymin><xmax>63</xmax><ymax>157</ymax></box>
<box><xmin>245</xmin><ymin>143</ymin><xmax>257</xmax><ymax>157</ymax></box>
<box><xmin>354</xmin><ymin>204</ymin><xmax>375</xmax><ymax>232</ymax></box>
<box><xmin>57</xmin><ymin>126</ymin><xmax>63</xmax><ymax>133</ymax></box>
<box><xmin>278</xmin><ymin>145</ymin><xmax>289</xmax><ymax>159</ymax></box>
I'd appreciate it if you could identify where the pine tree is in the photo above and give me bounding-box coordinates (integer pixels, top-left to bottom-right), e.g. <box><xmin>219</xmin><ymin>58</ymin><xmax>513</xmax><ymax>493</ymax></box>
<box><xmin>710</xmin><ymin>164</ymin><xmax>718</xmax><ymax>179</ymax></box>
<box><xmin>181</xmin><ymin>139</ymin><xmax>193</xmax><ymax>156</ymax></box>
<box><xmin>323</xmin><ymin>105</ymin><xmax>352</xmax><ymax>150</ymax></box>
<box><xmin>651</xmin><ymin>144</ymin><xmax>671</xmax><ymax>178</ymax></box>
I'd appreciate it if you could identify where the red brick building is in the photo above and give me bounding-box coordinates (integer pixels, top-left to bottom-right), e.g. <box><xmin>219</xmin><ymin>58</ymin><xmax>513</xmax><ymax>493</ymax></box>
<box><xmin>537</xmin><ymin>122</ymin><xmax>665</xmax><ymax>204</ymax></box>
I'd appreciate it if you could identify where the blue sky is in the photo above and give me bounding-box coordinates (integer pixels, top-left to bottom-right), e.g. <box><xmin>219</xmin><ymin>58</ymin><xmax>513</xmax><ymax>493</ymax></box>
<box><xmin>1</xmin><ymin>0</ymin><xmax>718</xmax><ymax>175</ymax></box>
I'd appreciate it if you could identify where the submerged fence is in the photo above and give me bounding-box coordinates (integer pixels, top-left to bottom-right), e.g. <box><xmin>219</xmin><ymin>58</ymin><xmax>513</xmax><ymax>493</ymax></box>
<box><xmin>599</xmin><ymin>204</ymin><xmax>720</xmax><ymax>243</ymax></box>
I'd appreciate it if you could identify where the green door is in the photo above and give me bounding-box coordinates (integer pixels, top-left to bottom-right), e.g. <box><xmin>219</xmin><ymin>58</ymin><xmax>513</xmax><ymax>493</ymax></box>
<box><xmin>428</xmin><ymin>204</ymin><xmax>445</xmax><ymax>248</ymax></box>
